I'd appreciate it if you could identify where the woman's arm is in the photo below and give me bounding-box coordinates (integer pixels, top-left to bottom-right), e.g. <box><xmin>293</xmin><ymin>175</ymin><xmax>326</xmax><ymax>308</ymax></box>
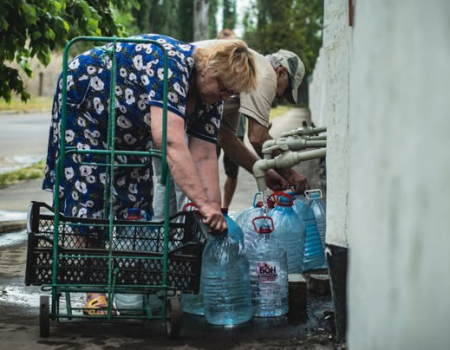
<box><xmin>150</xmin><ymin>106</ymin><xmax>226</xmax><ymax>232</ymax></box>
<box><xmin>188</xmin><ymin>135</ymin><xmax>222</xmax><ymax>210</ymax></box>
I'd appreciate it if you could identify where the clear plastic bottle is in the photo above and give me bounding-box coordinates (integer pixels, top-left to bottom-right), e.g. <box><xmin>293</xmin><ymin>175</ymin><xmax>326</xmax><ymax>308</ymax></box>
<box><xmin>222</xmin><ymin>208</ymin><xmax>244</xmax><ymax>248</ymax></box>
<box><xmin>247</xmin><ymin>216</ymin><xmax>288</xmax><ymax>317</ymax></box>
<box><xmin>202</xmin><ymin>230</ymin><xmax>253</xmax><ymax>326</ymax></box>
<box><xmin>236</xmin><ymin>192</ymin><xmax>274</xmax><ymax>252</ymax></box>
<box><xmin>288</xmin><ymin>192</ymin><xmax>327</xmax><ymax>272</ymax></box>
<box><xmin>182</xmin><ymin>208</ymin><xmax>245</xmax><ymax>316</ymax></box>
<box><xmin>268</xmin><ymin>192</ymin><xmax>305</xmax><ymax>274</ymax></box>
<box><xmin>305</xmin><ymin>189</ymin><xmax>327</xmax><ymax>249</ymax></box>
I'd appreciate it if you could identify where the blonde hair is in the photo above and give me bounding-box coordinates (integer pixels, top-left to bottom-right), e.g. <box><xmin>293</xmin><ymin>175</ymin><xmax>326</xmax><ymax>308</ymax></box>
<box><xmin>193</xmin><ymin>39</ymin><xmax>257</xmax><ymax>94</ymax></box>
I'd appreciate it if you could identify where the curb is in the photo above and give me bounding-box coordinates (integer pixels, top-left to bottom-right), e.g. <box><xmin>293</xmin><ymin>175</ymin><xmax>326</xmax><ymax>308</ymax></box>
<box><xmin>0</xmin><ymin>108</ymin><xmax>51</xmax><ymax>116</ymax></box>
<box><xmin>0</xmin><ymin>219</ymin><xmax>27</xmax><ymax>234</ymax></box>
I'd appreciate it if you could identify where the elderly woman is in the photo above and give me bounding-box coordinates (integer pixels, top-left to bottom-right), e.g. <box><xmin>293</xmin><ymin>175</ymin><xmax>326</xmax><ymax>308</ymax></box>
<box><xmin>43</xmin><ymin>33</ymin><xmax>257</xmax><ymax>314</ymax></box>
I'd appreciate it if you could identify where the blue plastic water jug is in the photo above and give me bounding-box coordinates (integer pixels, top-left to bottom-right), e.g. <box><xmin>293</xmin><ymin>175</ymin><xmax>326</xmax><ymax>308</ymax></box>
<box><xmin>268</xmin><ymin>192</ymin><xmax>305</xmax><ymax>274</ymax></box>
<box><xmin>182</xmin><ymin>209</ymin><xmax>245</xmax><ymax>316</ymax></box>
<box><xmin>246</xmin><ymin>216</ymin><xmax>288</xmax><ymax>317</ymax></box>
<box><xmin>222</xmin><ymin>208</ymin><xmax>244</xmax><ymax>248</ymax></box>
<box><xmin>202</xmin><ymin>230</ymin><xmax>253</xmax><ymax>326</ymax></box>
<box><xmin>305</xmin><ymin>189</ymin><xmax>327</xmax><ymax>249</ymax></box>
<box><xmin>288</xmin><ymin>192</ymin><xmax>327</xmax><ymax>272</ymax></box>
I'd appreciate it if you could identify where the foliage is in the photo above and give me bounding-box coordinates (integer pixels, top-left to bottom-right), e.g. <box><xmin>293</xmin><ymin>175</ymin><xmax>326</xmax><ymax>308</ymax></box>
<box><xmin>0</xmin><ymin>0</ymin><xmax>138</xmax><ymax>103</ymax></box>
<box><xmin>222</xmin><ymin>0</ymin><xmax>237</xmax><ymax>30</ymax></box>
<box><xmin>243</xmin><ymin>0</ymin><xmax>324</xmax><ymax>76</ymax></box>
<box><xmin>132</xmin><ymin>0</ymin><xmax>220</xmax><ymax>42</ymax></box>
<box><xmin>208</xmin><ymin>0</ymin><xmax>219</xmax><ymax>39</ymax></box>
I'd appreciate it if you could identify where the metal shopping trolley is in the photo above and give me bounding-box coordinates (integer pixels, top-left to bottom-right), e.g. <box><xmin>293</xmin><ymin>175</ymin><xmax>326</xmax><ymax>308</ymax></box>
<box><xmin>24</xmin><ymin>36</ymin><xmax>206</xmax><ymax>338</ymax></box>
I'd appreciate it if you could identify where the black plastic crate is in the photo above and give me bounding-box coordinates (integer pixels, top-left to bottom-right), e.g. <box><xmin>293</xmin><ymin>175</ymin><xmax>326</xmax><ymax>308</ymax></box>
<box><xmin>25</xmin><ymin>202</ymin><xmax>206</xmax><ymax>293</ymax></box>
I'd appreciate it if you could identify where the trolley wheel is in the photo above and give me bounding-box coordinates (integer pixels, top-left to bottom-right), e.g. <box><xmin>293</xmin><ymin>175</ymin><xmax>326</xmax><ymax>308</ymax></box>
<box><xmin>165</xmin><ymin>296</ymin><xmax>182</xmax><ymax>339</ymax></box>
<box><xmin>39</xmin><ymin>295</ymin><xmax>50</xmax><ymax>338</ymax></box>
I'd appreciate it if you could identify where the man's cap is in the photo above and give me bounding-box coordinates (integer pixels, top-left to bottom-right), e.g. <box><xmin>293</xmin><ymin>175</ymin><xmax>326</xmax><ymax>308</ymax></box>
<box><xmin>271</xmin><ymin>49</ymin><xmax>305</xmax><ymax>104</ymax></box>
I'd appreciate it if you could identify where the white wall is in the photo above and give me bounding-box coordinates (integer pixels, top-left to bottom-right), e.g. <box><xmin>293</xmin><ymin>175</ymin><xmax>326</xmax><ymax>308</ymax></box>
<box><xmin>309</xmin><ymin>0</ymin><xmax>351</xmax><ymax>248</ymax></box>
<box><xmin>310</xmin><ymin>0</ymin><xmax>450</xmax><ymax>348</ymax></box>
<box><xmin>349</xmin><ymin>1</ymin><xmax>450</xmax><ymax>348</ymax></box>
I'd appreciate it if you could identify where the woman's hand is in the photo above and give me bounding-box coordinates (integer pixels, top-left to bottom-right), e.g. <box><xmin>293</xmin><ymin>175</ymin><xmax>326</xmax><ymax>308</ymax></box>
<box><xmin>199</xmin><ymin>204</ymin><xmax>228</xmax><ymax>233</ymax></box>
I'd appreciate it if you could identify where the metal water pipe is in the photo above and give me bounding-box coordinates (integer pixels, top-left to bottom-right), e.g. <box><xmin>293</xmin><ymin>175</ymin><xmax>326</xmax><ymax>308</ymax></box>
<box><xmin>262</xmin><ymin>138</ymin><xmax>327</xmax><ymax>159</ymax></box>
<box><xmin>281</xmin><ymin>125</ymin><xmax>327</xmax><ymax>138</ymax></box>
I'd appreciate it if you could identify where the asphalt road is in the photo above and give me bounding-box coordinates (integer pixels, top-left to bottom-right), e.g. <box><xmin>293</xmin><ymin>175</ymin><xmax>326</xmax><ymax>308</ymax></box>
<box><xmin>0</xmin><ymin>111</ymin><xmax>50</xmax><ymax>174</ymax></box>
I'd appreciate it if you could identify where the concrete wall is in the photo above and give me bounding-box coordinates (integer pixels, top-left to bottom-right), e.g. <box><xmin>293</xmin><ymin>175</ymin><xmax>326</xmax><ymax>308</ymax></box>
<box><xmin>309</xmin><ymin>0</ymin><xmax>351</xmax><ymax>248</ymax></box>
<box><xmin>310</xmin><ymin>0</ymin><xmax>450</xmax><ymax>348</ymax></box>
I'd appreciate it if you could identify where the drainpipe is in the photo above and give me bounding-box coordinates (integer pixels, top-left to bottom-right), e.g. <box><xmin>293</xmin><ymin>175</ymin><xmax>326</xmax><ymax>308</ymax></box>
<box><xmin>253</xmin><ymin>148</ymin><xmax>327</xmax><ymax>191</ymax></box>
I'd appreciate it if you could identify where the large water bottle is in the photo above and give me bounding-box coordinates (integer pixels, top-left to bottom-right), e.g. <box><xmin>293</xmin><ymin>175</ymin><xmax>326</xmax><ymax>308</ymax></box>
<box><xmin>202</xmin><ymin>230</ymin><xmax>253</xmax><ymax>326</ymax></box>
<box><xmin>288</xmin><ymin>192</ymin><xmax>327</xmax><ymax>272</ymax></box>
<box><xmin>305</xmin><ymin>189</ymin><xmax>327</xmax><ymax>248</ymax></box>
<box><xmin>268</xmin><ymin>192</ymin><xmax>305</xmax><ymax>274</ymax></box>
<box><xmin>247</xmin><ymin>216</ymin><xmax>288</xmax><ymax>317</ymax></box>
<box><xmin>236</xmin><ymin>192</ymin><xmax>274</xmax><ymax>251</ymax></box>
<box><xmin>182</xmin><ymin>208</ymin><xmax>245</xmax><ymax>316</ymax></box>
<box><xmin>222</xmin><ymin>208</ymin><xmax>244</xmax><ymax>248</ymax></box>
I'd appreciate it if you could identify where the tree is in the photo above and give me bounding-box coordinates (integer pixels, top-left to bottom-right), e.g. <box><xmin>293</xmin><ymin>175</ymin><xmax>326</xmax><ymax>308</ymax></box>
<box><xmin>0</xmin><ymin>0</ymin><xmax>138</xmax><ymax>103</ymax></box>
<box><xmin>208</xmin><ymin>0</ymin><xmax>219</xmax><ymax>39</ymax></box>
<box><xmin>243</xmin><ymin>0</ymin><xmax>323</xmax><ymax>76</ymax></box>
<box><xmin>222</xmin><ymin>0</ymin><xmax>236</xmax><ymax>30</ymax></box>
<box><xmin>193</xmin><ymin>0</ymin><xmax>209</xmax><ymax>41</ymax></box>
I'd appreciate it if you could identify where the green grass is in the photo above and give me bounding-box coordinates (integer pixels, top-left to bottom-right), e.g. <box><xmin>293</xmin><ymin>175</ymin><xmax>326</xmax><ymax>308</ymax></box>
<box><xmin>0</xmin><ymin>96</ymin><xmax>52</xmax><ymax>112</ymax></box>
<box><xmin>0</xmin><ymin>160</ymin><xmax>46</xmax><ymax>189</ymax></box>
<box><xmin>270</xmin><ymin>105</ymin><xmax>293</xmax><ymax>121</ymax></box>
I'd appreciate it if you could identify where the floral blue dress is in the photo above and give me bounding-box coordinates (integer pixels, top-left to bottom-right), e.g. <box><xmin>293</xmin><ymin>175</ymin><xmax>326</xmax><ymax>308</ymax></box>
<box><xmin>43</xmin><ymin>34</ymin><xmax>223</xmax><ymax>224</ymax></box>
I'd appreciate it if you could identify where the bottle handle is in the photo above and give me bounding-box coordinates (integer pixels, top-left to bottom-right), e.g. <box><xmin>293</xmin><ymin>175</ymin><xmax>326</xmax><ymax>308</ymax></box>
<box><xmin>252</xmin><ymin>216</ymin><xmax>274</xmax><ymax>233</ymax></box>
<box><xmin>252</xmin><ymin>192</ymin><xmax>264</xmax><ymax>208</ymax></box>
<box><xmin>268</xmin><ymin>191</ymin><xmax>294</xmax><ymax>206</ymax></box>
<box><xmin>304</xmin><ymin>189</ymin><xmax>322</xmax><ymax>200</ymax></box>
<box><xmin>182</xmin><ymin>202</ymin><xmax>197</xmax><ymax>212</ymax></box>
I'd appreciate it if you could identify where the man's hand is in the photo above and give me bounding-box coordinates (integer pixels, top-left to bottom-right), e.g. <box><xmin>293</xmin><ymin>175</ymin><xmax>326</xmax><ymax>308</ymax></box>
<box><xmin>283</xmin><ymin>169</ymin><xmax>310</xmax><ymax>195</ymax></box>
<box><xmin>265</xmin><ymin>169</ymin><xmax>289</xmax><ymax>192</ymax></box>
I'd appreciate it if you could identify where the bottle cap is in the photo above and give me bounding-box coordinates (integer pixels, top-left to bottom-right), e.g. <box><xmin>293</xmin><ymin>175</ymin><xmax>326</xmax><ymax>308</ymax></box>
<box><xmin>127</xmin><ymin>208</ymin><xmax>142</xmax><ymax>219</ymax></box>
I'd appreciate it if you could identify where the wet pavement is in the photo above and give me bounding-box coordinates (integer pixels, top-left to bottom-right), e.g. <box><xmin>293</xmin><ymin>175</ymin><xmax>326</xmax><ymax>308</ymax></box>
<box><xmin>0</xmin><ymin>109</ymin><xmax>336</xmax><ymax>349</ymax></box>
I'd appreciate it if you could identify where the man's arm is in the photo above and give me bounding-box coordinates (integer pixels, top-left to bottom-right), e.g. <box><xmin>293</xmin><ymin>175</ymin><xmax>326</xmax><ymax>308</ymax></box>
<box><xmin>219</xmin><ymin>116</ymin><xmax>290</xmax><ymax>192</ymax></box>
<box><xmin>220</xmin><ymin>114</ymin><xmax>309</xmax><ymax>194</ymax></box>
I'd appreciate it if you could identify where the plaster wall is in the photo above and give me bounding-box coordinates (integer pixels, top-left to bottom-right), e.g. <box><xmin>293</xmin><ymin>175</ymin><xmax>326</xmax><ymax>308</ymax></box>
<box><xmin>310</xmin><ymin>0</ymin><xmax>450</xmax><ymax>347</ymax></box>
<box><xmin>348</xmin><ymin>1</ymin><xmax>450</xmax><ymax>348</ymax></box>
<box><xmin>309</xmin><ymin>0</ymin><xmax>351</xmax><ymax>248</ymax></box>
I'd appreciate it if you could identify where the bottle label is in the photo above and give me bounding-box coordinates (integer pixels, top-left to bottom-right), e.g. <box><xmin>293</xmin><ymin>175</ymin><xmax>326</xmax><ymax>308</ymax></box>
<box><xmin>256</xmin><ymin>261</ymin><xmax>280</xmax><ymax>283</ymax></box>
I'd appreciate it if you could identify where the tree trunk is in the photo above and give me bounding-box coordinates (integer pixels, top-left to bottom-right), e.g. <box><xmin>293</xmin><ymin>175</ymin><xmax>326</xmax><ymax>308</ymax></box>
<box><xmin>193</xmin><ymin>0</ymin><xmax>210</xmax><ymax>41</ymax></box>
